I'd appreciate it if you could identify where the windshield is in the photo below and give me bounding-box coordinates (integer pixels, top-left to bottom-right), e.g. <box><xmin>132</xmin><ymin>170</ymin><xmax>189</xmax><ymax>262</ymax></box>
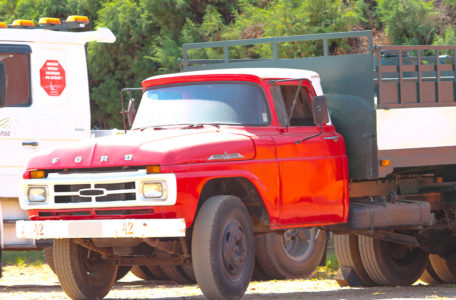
<box><xmin>132</xmin><ymin>82</ymin><xmax>269</xmax><ymax>129</ymax></box>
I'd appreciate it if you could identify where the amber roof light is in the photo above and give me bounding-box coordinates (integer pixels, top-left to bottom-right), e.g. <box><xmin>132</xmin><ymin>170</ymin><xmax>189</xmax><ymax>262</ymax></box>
<box><xmin>11</xmin><ymin>19</ymin><xmax>35</xmax><ymax>27</ymax></box>
<box><xmin>66</xmin><ymin>15</ymin><xmax>89</xmax><ymax>24</ymax></box>
<box><xmin>38</xmin><ymin>17</ymin><xmax>62</xmax><ymax>25</ymax></box>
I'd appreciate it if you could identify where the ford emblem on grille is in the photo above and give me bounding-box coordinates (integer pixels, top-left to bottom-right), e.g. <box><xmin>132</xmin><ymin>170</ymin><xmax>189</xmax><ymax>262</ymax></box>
<box><xmin>78</xmin><ymin>188</ymin><xmax>107</xmax><ymax>197</ymax></box>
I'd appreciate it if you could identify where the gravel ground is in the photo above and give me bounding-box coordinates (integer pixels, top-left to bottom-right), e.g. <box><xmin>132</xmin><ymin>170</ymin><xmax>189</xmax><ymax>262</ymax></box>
<box><xmin>1</xmin><ymin>264</ymin><xmax>456</xmax><ymax>299</ymax></box>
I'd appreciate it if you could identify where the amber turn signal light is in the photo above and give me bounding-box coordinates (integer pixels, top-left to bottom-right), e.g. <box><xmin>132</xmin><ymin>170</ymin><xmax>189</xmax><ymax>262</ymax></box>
<box><xmin>23</xmin><ymin>170</ymin><xmax>46</xmax><ymax>179</ymax></box>
<box><xmin>146</xmin><ymin>165</ymin><xmax>161</xmax><ymax>174</ymax></box>
<box><xmin>380</xmin><ymin>159</ymin><xmax>391</xmax><ymax>167</ymax></box>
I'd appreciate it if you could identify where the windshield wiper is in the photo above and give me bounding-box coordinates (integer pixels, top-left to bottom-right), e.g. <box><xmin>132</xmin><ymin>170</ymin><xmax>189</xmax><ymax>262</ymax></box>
<box><xmin>182</xmin><ymin>124</ymin><xmax>220</xmax><ymax>129</ymax></box>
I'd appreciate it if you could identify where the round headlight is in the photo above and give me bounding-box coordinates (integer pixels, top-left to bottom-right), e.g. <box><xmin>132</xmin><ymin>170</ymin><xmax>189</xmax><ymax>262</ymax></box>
<box><xmin>27</xmin><ymin>186</ymin><xmax>47</xmax><ymax>202</ymax></box>
<box><xmin>142</xmin><ymin>182</ymin><xmax>165</xmax><ymax>198</ymax></box>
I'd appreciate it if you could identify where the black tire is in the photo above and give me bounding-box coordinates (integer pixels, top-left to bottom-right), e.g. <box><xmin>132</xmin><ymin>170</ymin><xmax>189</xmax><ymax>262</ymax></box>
<box><xmin>43</xmin><ymin>246</ymin><xmax>56</xmax><ymax>274</ymax></box>
<box><xmin>192</xmin><ymin>195</ymin><xmax>254</xmax><ymax>300</ymax></box>
<box><xmin>131</xmin><ymin>265</ymin><xmax>169</xmax><ymax>281</ymax></box>
<box><xmin>251</xmin><ymin>259</ymin><xmax>272</xmax><ymax>281</ymax></box>
<box><xmin>147</xmin><ymin>265</ymin><xmax>169</xmax><ymax>281</ymax></box>
<box><xmin>115</xmin><ymin>266</ymin><xmax>131</xmax><ymax>281</ymax></box>
<box><xmin>428</xmin><ymin>254</ymin><xmax>456</xmax><ymax>283</ymax></box>
<box><xmin>255</xmin><ymin>228</ymin><xmax>326</xmax><ymax>279</ymax></box>
<box><xmin>160</xmin><ymin>265</ymin><xmax>195</xmax><ymax>284</ymax></box>
<box><xmin>156</xmin><ymin>248</ymin><xmax>194</xmax><ymax>284</ymax></box>
<box><xmin>131</xmin><ymin>265</ymin><xmax>155</xmax><ymax>280</ymax></box>
<box><xmin>358</xmin><ymin>235</ymin><xmax>426</xmax><ymax>286</ymax></box>
<box><xmin>182</xmin><ymin>264</ymin><xmax>197</xmax><ymax>283</ymax></box>
<box><xmin>53</xmin><ymin>239</ymin><xmax>117</xmax><ymax>299</ymax></box>
<box><xmin>420</xmin><ymin>258</ymin><xmax>444</xmax><ymax>284</ymax></box>
<box><xmin>334</xmin><ymin>234</ymin><xmax>375</xmax><ymax>286</ymax></box>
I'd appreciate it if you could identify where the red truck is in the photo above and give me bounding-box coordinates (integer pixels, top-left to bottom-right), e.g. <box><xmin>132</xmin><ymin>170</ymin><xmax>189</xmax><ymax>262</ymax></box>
<box><xmin>16</xmin><ymin>30</ymin><xmax>456</xmax><ymax>299</ymax></box>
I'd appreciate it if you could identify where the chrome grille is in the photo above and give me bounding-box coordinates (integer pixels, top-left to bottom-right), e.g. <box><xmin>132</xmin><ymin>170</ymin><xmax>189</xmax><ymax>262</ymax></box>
<box><xmin>54</xmin><ymin>182</ymin><xmax>136</xmax><ymax>204</ymax></box>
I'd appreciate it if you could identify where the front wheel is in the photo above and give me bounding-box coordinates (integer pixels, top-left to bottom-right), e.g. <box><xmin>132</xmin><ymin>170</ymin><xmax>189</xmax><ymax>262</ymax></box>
<box><xmin>192</xmin><ymin>195</ymin><xmax>254</xmax><ymax>299</ymax></box>
<box><xmin>53</xmin><ymin>239</ymin><xmax>117</xmax><ymax>299</ymax></box>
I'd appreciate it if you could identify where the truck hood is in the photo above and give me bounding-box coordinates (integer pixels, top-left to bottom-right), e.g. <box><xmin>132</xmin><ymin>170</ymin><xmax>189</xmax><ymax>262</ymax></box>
<box><xmin>27</xmin><ymin>128</ymin><xmax>256</xmax><ymax>170</ymax></box>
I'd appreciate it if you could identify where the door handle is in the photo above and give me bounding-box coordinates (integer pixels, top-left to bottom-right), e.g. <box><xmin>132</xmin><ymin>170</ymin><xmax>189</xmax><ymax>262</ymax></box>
<box><xmin>324</xmin><ymin>136</ymin><xmax>339</xmax><ymax>142</ymax></box>
<box><xmin>22</xmin><ymin>141</ymin><xmax>38</xmax><ymax>147</ymax></box>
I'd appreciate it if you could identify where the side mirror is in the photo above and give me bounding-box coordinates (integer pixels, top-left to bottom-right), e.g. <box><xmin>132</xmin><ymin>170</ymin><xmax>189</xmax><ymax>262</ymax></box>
<box><xmin>127</xmin><ymin>97</ymin><xmax>136</xmax><ymax>127</ymax></box>
<box><xmin>311</xmin><ymin>95</ymin><xmax>329</xmax><ymax>126</ymax></box>
<box><xmin>0</xmin><ymin>62</ymin><xmax>5</xmax><ymax>108</ymax></box>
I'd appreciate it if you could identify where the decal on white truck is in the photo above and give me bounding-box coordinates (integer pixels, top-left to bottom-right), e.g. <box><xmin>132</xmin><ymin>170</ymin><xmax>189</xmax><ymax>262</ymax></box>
<box><xmin>39</xmin><ymin>60</ymin><xmax>66</xmax><ymax>96</ymax></box>
<box><xmin>0</xmin><ymin>117</ymin><xmax>18</xmax><ymax>136</ymax></box>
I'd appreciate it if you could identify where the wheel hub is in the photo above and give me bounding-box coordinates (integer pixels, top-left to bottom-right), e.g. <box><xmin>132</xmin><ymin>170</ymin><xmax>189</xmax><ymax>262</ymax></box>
<box><xmin>222</xmin><ymin>221</ymin><xmax>247</xmax><ymax>277</ymax></box>
<box><xmin>281</xmin><ymin>228</ymin><xmax>318</xmax><ymax>261</ymax></box>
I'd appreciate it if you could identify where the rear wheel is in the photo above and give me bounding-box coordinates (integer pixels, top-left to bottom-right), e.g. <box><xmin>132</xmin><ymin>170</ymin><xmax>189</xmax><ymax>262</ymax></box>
<box><xmin>358</xmin><ymin>235</ymin><xmax>426</xmax><ymax>286</ymax></box>
<box><xmin>160</xmin><ymin>265</ymin><xmax>195</xmax><ymax>284</ymax></box>
<box><xmin>192</xmin><ymin>195</ymin><xmax>254</xmax><ymax>299</ymax></box>
<box><xmin>147</xmin><ymin>265</ymin><xmax>169</xmax><ymax>280</ymax></box>
<box><xmin>428</xmin><ymin>254</ymin><xmax>456</xmax><ymax>283</ymax></box>
<box><xmin>182</xmin><ymin>264</ymin><xmax>197</xmax><ymax>283</ymax></box>
<box><xmin>255</xmin><ymin>228</ymin><xmax>326</xmax><ymax>279</ymax></box>
<box><xmin>334</xmin><ymin>234</ymin><xmax>375</xmax><ymax>286</ymax></box>
<box><xmin>131</xmin><ymin>265</ymin><xmax>155</xmax><ymax>280</ymax></box>
<box><xmin>251</xmin><ymin>259</ymin><xmax>272</xmax><ymax>281</ymax></box>
<box><xmin>420</xmin><ymin>258</ymin><xmax>444</xmax><ymax>284</ymax></box>
<box><xmin>131</xmin><ymin>265</ymin><xmax>169</xmax><ymax>281</ymax></box>
<box><xmin>156</xmin><ymin>248</ymin><xmax>194</xmax><ymax>284</ymax></box>
<box><xmin>53</xmin><ymin>239</ymin><xmax>117</xmax><ymax>299</ymax></box>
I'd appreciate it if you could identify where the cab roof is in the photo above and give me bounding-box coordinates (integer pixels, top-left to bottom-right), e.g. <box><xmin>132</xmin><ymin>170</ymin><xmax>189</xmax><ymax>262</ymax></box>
<box><xmin>0</xmin><ymin>27</ymin><xmax>115</xmax><ymax>45</ymax></box>
<box><xmin>144</xmin><ymin>68</ymin><xmax>319</xmax><ymax>82</ymax></box>
<box><xmin>142</xmin><ymin>68</ymin><xmax>323</xmax><ymax>95</ymax></box>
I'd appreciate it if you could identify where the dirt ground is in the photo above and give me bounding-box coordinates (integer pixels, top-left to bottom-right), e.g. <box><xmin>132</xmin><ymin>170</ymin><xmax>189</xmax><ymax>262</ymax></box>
<box><xmin>1</xmin><ymin>264</ymin><xmax>456</xmax><ymax>299</ymax></box>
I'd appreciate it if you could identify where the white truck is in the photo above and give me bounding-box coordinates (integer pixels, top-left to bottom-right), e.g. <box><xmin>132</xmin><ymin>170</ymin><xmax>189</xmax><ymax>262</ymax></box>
<box><xmin>0</xmin><ymin>17</ymin><xmax>116</xmax><ymax>268</ymax></box>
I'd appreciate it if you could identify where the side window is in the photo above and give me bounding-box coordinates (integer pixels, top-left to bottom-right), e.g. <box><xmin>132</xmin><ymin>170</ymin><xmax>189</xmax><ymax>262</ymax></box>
<box><xmin>271</xmin><ymin>85</ymin><xmax>314</xmax><ymax>126</ymax></box>
<box><xmin>0</xmin><ymin>46</ymin><xmax>31</xmax><ymax>107</ymax></box>
<box><xmin>271</xmin><ymin>85</ymin><xmax>288</xmax><ymax>126</ymax></box>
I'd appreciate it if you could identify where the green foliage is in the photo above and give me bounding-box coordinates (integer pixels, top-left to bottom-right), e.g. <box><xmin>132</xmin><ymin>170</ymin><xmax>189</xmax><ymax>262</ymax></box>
<box><xmin>203</xmin><ymin>0</ymin><xmax>363</xmax><ymax>59</ymax></box>
<box><xmin>2</xmin><ymin>251</ymin><xmax>45</xmax><ymax>266</ymax></box>
<box><xmin>88</xmin><ymin>0</ymin><xmax>157</xmax><ymax>128</ymax></box>
<box><xmin>377</xmin><ymin>0</ymin><xmax>438</xmax><ymax>44</ymax></box>
<box><xmin>433</xmin><ymin>25</ymin><xmax>456</xmax><ymax>45</ymax></box>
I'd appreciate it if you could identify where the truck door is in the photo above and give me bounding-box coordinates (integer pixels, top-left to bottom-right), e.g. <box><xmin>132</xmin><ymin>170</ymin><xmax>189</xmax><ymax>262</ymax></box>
<box><xmin>0</xmin><ymin>45</ymin><xmax>35</xmax><ymax>198</ymax></box>
<box><xmin>271</xmin><ymin>84</ymin><xmax>347</xmax><ymax>227</ymax></box>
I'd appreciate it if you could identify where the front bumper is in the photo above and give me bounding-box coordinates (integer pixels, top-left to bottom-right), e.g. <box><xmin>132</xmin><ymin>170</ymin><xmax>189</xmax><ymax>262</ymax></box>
<box><xmin>16</xmin><ymin>218</ymin><xmax>186</xmax><ymax>239</ymax></box>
